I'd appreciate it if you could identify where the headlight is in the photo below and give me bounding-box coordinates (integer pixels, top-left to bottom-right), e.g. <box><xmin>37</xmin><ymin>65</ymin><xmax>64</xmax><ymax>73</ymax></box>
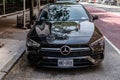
<box><xmin>27</xmin><ymin>39</ymin><xmax>40</xmax><ymax>47</ymax></box>
<box><xmin>90</xmin><ymin>37</ymin><xmax>104</xmax><ymax>52</ymax></box>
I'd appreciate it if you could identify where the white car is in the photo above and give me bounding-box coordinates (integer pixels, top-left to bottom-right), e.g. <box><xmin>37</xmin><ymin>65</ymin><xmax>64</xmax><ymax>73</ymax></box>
<box><xmin>88</xmin><ymin>0</ymin><xmax>94</xmax><ymax>3</ymax></box>
<box><xmin>96</xmin><ymin>0</ymin><xmax>103</xmax><ymax>3</ymax></box>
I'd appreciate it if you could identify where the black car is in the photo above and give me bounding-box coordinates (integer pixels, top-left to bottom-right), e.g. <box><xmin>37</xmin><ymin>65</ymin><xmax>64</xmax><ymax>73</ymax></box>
<box><xmin>26</xmin><ymin>3</ymin><xmax>105</xmax><ymax>68</ymax></box>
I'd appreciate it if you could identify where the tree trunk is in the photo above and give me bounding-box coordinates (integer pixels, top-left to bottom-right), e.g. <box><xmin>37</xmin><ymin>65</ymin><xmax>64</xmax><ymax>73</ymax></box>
<box><xmin>29</xmin><ymin>0</ymin><xmax>34</xmax><ymax>25</ymax></box>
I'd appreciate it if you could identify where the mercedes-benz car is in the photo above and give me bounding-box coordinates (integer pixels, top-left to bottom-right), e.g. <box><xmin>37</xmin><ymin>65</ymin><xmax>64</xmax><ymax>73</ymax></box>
<box><xmin>26</xmin><ymin>3</ymin><xmax>105</xmax><ymax>68</ymax></box>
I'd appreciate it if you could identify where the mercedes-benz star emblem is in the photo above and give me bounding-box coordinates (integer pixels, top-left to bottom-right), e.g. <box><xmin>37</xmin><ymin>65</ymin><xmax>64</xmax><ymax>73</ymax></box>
<box><xmin>60</xmin><ymin>45</ymin><xmax>71</xmax><ymax>55</ymax></box>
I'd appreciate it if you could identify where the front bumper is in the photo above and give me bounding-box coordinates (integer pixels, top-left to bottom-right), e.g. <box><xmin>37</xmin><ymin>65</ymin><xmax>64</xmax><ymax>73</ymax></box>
<box><xmin>41</xmin><ymin>56</ymin><xmax>103</xmax><ymax>68</ymax></box>
<box><xmin>27</xmin><ymin>51</ymin><xmax>103</xmax><ymax>68</ymax></box>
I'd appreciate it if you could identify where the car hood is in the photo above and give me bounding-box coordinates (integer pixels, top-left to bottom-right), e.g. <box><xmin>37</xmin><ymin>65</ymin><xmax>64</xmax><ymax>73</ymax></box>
<box><xmin>36</xmin><ymin>21</ymin><xmax>95</xmax><ymax>44</ymax></box>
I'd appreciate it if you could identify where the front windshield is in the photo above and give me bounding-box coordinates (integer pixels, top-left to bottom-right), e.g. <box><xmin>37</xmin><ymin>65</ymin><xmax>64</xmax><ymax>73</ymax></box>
<box><xmin>48</xmin><ymin>5</ymin><xmax>89</xmax><ymax>21</ymax></box>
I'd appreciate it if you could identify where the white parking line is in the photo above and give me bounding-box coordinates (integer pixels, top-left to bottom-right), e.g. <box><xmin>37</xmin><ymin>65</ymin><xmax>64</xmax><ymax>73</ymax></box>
<box><xmin>104</xmin><ymin>36</ymin><xmax>120</xmax><ymax>55</ymax></box>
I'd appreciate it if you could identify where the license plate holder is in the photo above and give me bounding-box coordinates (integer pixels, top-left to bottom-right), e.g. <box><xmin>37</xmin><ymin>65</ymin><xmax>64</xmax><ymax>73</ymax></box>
<box><xmin>58</xmin><ymin>59</ymin><xmax>73</xmax><ymax>67</ymax></box>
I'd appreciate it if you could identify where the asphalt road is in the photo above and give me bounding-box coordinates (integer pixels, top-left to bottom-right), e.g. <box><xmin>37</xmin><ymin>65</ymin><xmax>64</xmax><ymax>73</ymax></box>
<box><xmin>82</xmin><ymin>2</ymin><xmax>120</xmax><ymax>50</ymax></box>
<box><xmin>4</xmin><ymin>40</ymin><xmax>120</xmax><ymax>80</ymax></box>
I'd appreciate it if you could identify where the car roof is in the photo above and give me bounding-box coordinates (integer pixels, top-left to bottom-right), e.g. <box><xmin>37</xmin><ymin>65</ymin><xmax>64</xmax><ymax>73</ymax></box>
<box><xmin>48</xmin><ymin>4</ymin><xmax>82</xmax><ymax>7</ymax></box>
<box><xmin>55</xmin><ymin>0</ymin><xmax>78</xmax><ymax>3</ymax></box>
<box><xmin>49</xmin><ymin>1</ymin><xmax>82</xmax><ymax>6</ymax></box>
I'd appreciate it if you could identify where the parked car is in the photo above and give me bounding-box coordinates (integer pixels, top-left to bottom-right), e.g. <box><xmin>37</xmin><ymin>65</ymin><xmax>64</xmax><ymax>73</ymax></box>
<box><xmin>26</xmin><ymin>2</ymin><xmax>105</xmax><ymax>68</ymax></box>
<box><xmin>97</xmin><ymin>0</ymin><xmax>117</xmax><ymax>5</ymax></box>
<box><xmin>96</xmin><ymin>0</ymin><xmax>103</xmax><ymax>3</ymax></box>
<box><xmin>56</xmin><ymin>0</ymin><xmax>78</xmax><ymax>3</ymax></box>
<box><xmin>88</xmin><ymin>0</ymin><xmax>94</xmax><ymax>3</ymax></box>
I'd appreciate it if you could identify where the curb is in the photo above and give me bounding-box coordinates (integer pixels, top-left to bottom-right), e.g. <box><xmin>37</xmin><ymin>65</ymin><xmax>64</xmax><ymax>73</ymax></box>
<box><xmin>0</xmin><ymin>42</ymin><xmax>26</xmax><ymax>80</ymax></box>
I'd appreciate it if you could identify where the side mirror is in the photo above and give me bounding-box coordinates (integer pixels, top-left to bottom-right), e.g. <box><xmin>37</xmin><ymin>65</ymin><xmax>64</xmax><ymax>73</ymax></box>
<box><xmin>92</xmin><ymin>15</ymin><xmax>98</xmax><ymax>21</ymax></box>
<box><xmin>40</xmin><ymin>17</ymin><xmax>48</xmax><ymax>21</ymax></box>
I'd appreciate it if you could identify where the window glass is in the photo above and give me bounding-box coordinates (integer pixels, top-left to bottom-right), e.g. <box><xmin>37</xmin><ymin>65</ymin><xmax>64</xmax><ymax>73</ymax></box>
<box><xmin>48</xmin><ymin>5</ymin><xmax>89</xmax><ymax>21</ymax></box>
<box><xmin>0</xmin><ymin>0</ymin><xmax>3</xmax><ymax>4</ymax></box>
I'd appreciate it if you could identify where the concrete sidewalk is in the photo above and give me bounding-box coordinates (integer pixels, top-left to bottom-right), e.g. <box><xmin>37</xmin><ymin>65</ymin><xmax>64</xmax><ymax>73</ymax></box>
<box><xmin>0</xmin><ymin>18</ymin><xmax>28</xmax><ymax>80</ymax></box>
<box><xmin>0</xmin><ymin>39</ymin><xmax>26</xmax><ymax>80</ymax></box>
<box><xmin>0</xmin><ymin>27</ymin><xmax>28</xmax><ymax>80</ymax></box>
<box><xmin>0</xmin><ymin>6</ymin><xmax>37</xmax><ymax>80</ymax></box>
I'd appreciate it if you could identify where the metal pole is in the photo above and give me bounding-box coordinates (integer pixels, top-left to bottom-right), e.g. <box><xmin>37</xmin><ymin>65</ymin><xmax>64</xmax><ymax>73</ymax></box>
<box><xmin>38</xmin><ymin>0</ymin><xmax>40</xmax><ymax>11</ymax></box>
<box><xmin>3</xmin><ymin>0</ymin><xmax>5</xmax><ymax>14</ymax></box>
<box><xmin>23</xmin><ymin>0</ymin><xmax>26</xmax><ymax>28</ymax></box>
<box><xmin>30</xmin><ymin>0</ymin><xmax>34</xmax><ymax>25</ymax></box>
<box><xmin>37</xmin><ymin>0</ymin><xmax>41</xmax><ymax>14</ymax></box>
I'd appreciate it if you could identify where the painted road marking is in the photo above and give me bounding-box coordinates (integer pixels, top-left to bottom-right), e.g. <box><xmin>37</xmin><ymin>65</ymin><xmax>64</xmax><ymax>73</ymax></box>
<box><xmin>104</xmin><ymin>36</ymin><xmax>120</xmax><ymax>55</ymax></box>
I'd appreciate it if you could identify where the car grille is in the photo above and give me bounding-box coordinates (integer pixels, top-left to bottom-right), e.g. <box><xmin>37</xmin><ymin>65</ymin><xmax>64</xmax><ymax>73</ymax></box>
<box><xmin>39</xmin><ymin>44</ymin><xmax>92</xmax><ymax>57</ymax></box>
<box><xmin>74</xmin><ymin>59</ymin><xmax>93</xmax><ymax>66</ymax></box>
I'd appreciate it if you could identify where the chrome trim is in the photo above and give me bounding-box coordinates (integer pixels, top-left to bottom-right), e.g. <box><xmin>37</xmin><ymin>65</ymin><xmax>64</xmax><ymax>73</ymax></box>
<box><xmin>71</xmin><ymin>48</ymin><xmax>90</xmax><ymax>51</ymax></box>
<box><xmin>41</xmin><ymin>47</ymin><xmax>90</xmax><ymax>52</ymax></box>
<box><xmin>41</xmin><ymin>48</ymin><xmax>60</xmax><ymax>52</ymax></box>
<box><xmin>60</xmin><ymin>45</ymin><xmax>71</xmax><ymax>55</ymax></box>
<box><xmin>42</xmin><ymin>56</ymin><xmax>102</xmax><ymax>65</ymax></box>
